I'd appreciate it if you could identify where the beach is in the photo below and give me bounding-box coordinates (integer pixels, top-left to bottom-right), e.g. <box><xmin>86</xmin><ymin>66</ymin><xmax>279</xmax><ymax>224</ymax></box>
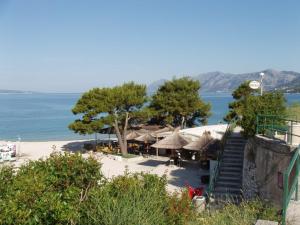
<box><xmin>6</xmin><ymin>139</ymin><xmax>206</xmax><ymax>192</ymax></box>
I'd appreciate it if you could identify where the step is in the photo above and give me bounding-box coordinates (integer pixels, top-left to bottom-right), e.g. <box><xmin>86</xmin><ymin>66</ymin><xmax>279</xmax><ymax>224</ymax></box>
<box><xmin>216</xmin><ymin>180</ymin><xmax>241</xmax><ymax>188</ymax></box>
<box><xmin>220</xmin><ymin>167</ymin><xmax>242</xmax><ymax>173</ymax></box>
<box><xmin>214</xmin><ymin>186</ymin><xmax>242</xmax><ymax>194</ymax></box>
<box><xmin>226</xmin><ymin>140</ymin><xmax>247</xmax><ymax>145</ymax></box>
<box><xmin>219</xmin><ymin>171</ymin><xmax>242</xmax><ymax>177</ymax></box>
<box><xmin>222</xmin><ymin>158</ymin><xmax>243</xmax><ymax>163</ymax></box>
<box><xmin>222</xmin><ymin>157</ymin><xmax>244</xmax><ymax>162</ymax></box>
<box><xmin>223</xmin><ymin>150</ymin><xmax>244</xmax><ymax>155</ymax></box>
<box><xmin>218</xmin><ymin>176</ymin><xmax>242</xmax><ymax>182</ymax></box>
<box><xmin>224</xmin><ymin>145</ymin><xmax>245</xmax><ymax>150</ymax></box>
<box><xmin>223</xmin><ymin>148</ymin><xmax>244</xmax><ymax>154</ymax></box>
<box><xmin>223</xmin><ymin>151</ymin><xmax>244</xmax><ymax>158</ymax></box>
<box><xmin>221</xmin><ymin>162</ymin><xmax>243</xmax><ymax>168</ymax></box>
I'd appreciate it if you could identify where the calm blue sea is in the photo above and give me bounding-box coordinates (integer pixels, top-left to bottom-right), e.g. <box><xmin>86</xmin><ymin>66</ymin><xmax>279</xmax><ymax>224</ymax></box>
<box><xmin>0</xmin><ymin>93</ymin><xmax>299</xmax><ymax>141</ymax></box>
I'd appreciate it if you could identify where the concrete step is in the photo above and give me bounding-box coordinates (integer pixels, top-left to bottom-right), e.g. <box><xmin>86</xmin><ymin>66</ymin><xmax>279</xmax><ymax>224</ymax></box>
<box><xmin>218</xmin><ymin>176</ymin><xmax>242</xmax><ymax>182</ymax></box>
<box><xmin>219</xmin><ymin>171</ymin><xmax>242</xmax><ymax>177</ymax></box>
<box><xmin>221</xmin><ymin>162</ymin><xmax>243</xmax><ymax>168</ymax></box>
<box><xmin>226</xmin><ymin>139</ymin><xmax>247</xmax><ymax>144</ymax></box>
<box><xmin>216</xmin><ymin>180</ymin><xmax>241</xmax><ymax>188</ymax></box>
<box><xmin>222</xmin><ymin>158</ymin><xmax>243</xmax><ymax>163</ymax></box>
<box><xmin>214</xmin><ymin>186</ymin><xmax>242</xmax><ymax>194</ymax></box>
<box><xmin>223</xmin><ymin>148</ymin><xmax>244</xmax><ymax>155</ymax></box>
<box><xmin>220</xmin><ymin>166</ymin><xmax>242</xmax><ymax>173</ymax></box>
<box><xmin>224</xmin><ymin>145</ymin><xmax>245</xmax><ymax>150</ymax></box>
<box><xmin>225</xmin><ymin>142</ymin><xmax>246</xmax><ymax>147</ymax></box>
<box><xmin>223</xmin><ymin>153</ymin><xmax>244</xmax><ymax>158</ymax></box>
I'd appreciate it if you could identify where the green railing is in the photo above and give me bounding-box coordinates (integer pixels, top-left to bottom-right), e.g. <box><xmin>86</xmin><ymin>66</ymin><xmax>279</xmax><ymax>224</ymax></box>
<box><xmin>256</xmin><ymin>114</ymin><xmax>300</xmax><ymax>224</ymax></box>
<box><xmin>207</xmin><ymin>116</ymin><xmax>239</xmax><ymax>199</ymax></box>
<box><xmin>282</xmin><ymin>146</ymin><xmax>300</xmax><ymax>225</ymax></box>
<box><xmin>256</xmin><ymin>114</ymin><xmax>300</xmax><ymax>146</ymax></box>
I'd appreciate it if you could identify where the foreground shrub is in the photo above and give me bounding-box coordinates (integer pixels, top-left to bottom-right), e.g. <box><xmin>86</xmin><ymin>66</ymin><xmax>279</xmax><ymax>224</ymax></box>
<box><xmin>195</xmin><ymin>200</ymin><xmax>280</xmax><ymax>225</ymax></box>
<box><xmin>0</xmin><ymin>153</ymin><xmax>280</xmax><ymax>225</ymax></box>
<box><xmin>0</xmin><ymin>153</ymin><xmax>103</xmax><ymax>225</ymax></box>
<box><xmin>80</xmin><ymin>173</ymin><xmax>170</xmax><ymax>225</ymax></box>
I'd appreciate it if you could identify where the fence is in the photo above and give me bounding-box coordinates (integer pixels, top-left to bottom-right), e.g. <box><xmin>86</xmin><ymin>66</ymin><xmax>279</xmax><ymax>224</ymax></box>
<box><xmin>256</xmin><ymin>114</ymin><xmax>300</xmax><ymax>224</ymax></box>
<box><xmin>282</xmin><ymin>146</ymin><xmax>300</xmax><ymax>225</ymax></box>
<box><xmin>256</xmin><ymin>114</ymin><xmax>300</xmax><ymax>146</ymax></box>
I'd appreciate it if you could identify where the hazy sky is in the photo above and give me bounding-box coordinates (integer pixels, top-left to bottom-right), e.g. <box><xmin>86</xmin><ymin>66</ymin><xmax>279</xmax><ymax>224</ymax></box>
<box><xmin>1</xmin><ymin>0</ymin><xmax>300</xmax><ymax>92</ymax></box>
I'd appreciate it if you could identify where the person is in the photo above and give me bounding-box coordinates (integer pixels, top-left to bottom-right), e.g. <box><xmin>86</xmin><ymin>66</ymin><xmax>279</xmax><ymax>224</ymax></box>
<box><xmin>177</xmin><ymin>151</ymin><xmax>182</xmax><ymax>167</ymax></box>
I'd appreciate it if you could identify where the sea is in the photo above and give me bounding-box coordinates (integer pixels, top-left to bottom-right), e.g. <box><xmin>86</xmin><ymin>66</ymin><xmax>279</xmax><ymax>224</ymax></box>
<box><xmin>0</xmin><ymin>93</ymin><xmax>299</xmax><ymax>141</ymax></box>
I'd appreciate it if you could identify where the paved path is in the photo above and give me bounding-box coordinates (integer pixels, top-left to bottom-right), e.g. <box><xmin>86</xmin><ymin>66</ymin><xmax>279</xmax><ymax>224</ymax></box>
<box><xmin>287</xmin><ymin>200</ymin><xmax>300</xmax><ymax>225</ymax></box>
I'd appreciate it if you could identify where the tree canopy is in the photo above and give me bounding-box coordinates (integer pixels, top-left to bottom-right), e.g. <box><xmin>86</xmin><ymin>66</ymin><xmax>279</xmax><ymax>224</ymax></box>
<box><xmin>225</xmin><ymin>81</ymin><xmax>287</xmax><ymax>137</ymax></box>
<box><xmin>149</xmin><ymin>77</ymin><xmax>211</xmax><ymax>128</ymax></box>
<box><xmin>69</xmin><ymin>82</ymin><xmax>149</xmax><ymax>155</ymax></box>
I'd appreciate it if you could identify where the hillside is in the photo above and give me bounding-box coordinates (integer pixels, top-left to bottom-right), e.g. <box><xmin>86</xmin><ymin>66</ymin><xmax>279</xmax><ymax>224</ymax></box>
<box><xmin>147</xmin><ymin>69</ymin><xmax>300</xmax><ymax>94</ymax></box>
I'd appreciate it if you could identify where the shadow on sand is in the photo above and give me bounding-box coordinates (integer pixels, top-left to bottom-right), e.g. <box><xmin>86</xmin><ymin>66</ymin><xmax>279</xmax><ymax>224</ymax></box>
<box><xmin>62</xmin><ymin>140</ymin><xmax>95</xmax><ymax>153</ymax></box>
<box><xmin>138</xmin><ymin>159</ymin><xmax>168</xmax><ymax>167</ymax></box>
<box><xmin>168</xmin><ymin>161</ymin><xmax>209</xmax><ymax>189</ymax></box>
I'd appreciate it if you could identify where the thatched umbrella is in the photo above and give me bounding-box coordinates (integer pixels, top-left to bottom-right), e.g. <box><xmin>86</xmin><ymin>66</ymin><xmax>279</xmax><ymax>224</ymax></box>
<box><xmin>151</xmin><ymin>131</ymin><xmax>190</xmax><ymax>156</ymax></box>
<box><xmin>183</xmin><ymin>131</ymin><xmax>214</xmax><ymax>151</ymax></box>
<box><xmin>126</xmin><ymin>129</ymin><xmax>148</xmax><ymax>141</ymax></box>
<box><xmin>135</xmin><ymin>133</ymin><xmax>156</xmax><ymax>154</ymax></box>
<box><xmin>150</xmin><ymin>125</ymin><xmax>175</xmax><ymax>156</ymax></box>
<box><xmin>135</xmin><ymin>133</ymin><xmax>156</xmax><ymax>143</ymax></box>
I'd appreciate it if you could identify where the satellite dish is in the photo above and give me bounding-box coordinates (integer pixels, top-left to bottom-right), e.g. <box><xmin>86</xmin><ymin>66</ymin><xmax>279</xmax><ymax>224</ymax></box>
<box><xmin>249</xmin><ymin>80</ymin><xmax>260</xmax><ymax>89</ymax></box>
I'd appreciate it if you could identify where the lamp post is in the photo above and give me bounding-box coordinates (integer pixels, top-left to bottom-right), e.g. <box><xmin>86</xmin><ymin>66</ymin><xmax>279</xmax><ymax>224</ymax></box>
<box><xmin>260</xmin><ymin>72</ymin><xmax>265</xmax><ymax>96</ymax></box>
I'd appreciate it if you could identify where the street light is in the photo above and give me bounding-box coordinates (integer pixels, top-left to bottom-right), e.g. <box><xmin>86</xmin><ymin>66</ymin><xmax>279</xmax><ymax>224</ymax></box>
<box><xmin>260</xmin><ymin>72</ymin><xmax>265</xmax><ymax>96</ymax></box>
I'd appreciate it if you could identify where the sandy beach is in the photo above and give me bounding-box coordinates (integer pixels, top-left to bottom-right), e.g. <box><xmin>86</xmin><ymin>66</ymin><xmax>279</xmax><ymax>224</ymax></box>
<box><xmin>3</xmin><ymin>139</ymin><xmax>207</xmax><ymax>192</ymax></box>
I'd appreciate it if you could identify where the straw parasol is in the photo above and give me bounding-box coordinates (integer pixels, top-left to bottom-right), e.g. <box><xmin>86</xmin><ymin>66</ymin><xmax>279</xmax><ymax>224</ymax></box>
<box><xmin>183</xmin><ymin>131</ymin><xmax>214</xmax><ymax>151</ymax></box>
<box><xmin>151</xmin><ymin>131</ymin><xmax>189</xmax><ymax>150</ymax></box>
<box><xmin>126</xmin><ymin>129</ymin><xmax>148</xmax><ymax>140</ymax></box>
<box><xmin>135</xmin><ymin>133</ymin><xmax>156</xmax><ymax>143</ymax></box>
<box><xmin>135</xmin><ymin>132</ymin><xmax>156</xmax><ymax>155</ymax></box>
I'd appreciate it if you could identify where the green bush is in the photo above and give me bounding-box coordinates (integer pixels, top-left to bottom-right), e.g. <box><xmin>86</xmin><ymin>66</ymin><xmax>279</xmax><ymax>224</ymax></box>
<box><xmin>80</xmin><ymin>173</ymin><xmax>170</xmax><ymax>225</ymax></box>
<box><xmin>0</xmin><ymin>153</ymin><xmax>103</xmax><ymax>225</ymax></box>
<box><xmin>0</xmin><ymin>153</ymin><xmax>280</xmax><ymax>225</ymax></box>
<box><xmin>194</xmin><ymin>200</ymin><xmax>280</xmax><ymax>225</ymax></box>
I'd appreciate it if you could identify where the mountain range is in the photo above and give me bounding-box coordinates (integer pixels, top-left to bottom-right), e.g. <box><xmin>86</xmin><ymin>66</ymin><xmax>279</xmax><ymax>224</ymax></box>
<box><xmin>147</xmin><ymin>69</ymin><xmax>300</xmax><ymax>94</ymax></box>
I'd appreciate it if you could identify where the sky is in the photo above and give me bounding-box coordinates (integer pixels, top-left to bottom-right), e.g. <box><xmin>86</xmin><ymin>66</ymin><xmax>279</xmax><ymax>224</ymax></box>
<box><xmin>0</xmin><ymin>0</ymin><xmax>300</xmax><ymax>93</ymax></box>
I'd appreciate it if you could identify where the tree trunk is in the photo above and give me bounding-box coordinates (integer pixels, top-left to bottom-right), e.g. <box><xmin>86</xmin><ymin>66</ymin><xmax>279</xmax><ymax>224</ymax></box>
<box><xmin>113</xmin><ymin>113</ymin><xmax>130</xmax><ymax>156</ymax></box>
<box><xmin>113</xmin><ymin>119</ymin><xmax>128</xmax><ymax>156</ymax></box>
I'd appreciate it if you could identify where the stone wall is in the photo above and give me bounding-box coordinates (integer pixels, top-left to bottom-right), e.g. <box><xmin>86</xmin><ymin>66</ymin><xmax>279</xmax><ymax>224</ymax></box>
<box><xmin>242</xmin><ymin>135</ymin><xmax>296</xmax><ymax>206</ymax></box>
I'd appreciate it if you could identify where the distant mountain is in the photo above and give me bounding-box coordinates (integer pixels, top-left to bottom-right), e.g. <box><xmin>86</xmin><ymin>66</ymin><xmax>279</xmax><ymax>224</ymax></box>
<box><xmin>147</xmin><ymin>69</ymin><xmax>300</xmax><ymax>94</ymax></box>
<box><xmin>276</xmin><ymin>75</ymin><xmax>300</xmax><ymax>93</ymax></box>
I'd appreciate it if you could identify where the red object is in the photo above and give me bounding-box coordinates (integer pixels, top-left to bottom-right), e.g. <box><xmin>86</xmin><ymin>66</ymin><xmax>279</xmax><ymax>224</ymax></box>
<box><xmin>186</xmin><ymin>183</ymin><xmax>204</xmax><ymax>199</ymax></box>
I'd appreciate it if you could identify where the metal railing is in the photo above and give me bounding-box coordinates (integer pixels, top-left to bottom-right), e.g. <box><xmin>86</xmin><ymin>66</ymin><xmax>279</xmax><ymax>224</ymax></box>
<box><xmin>256</xmin><ymin>114</ymin><xmax>300</xmax><ymax>146</ymax></box>
<box><xmin>282</xmin><ymin>146</ymin><xmax>300</xmax><ymax>225</ymax></box>
<box><xmin>207</xmin><ymin>116</ymin><xmax>239</xmax><ymax>198</ymax></box>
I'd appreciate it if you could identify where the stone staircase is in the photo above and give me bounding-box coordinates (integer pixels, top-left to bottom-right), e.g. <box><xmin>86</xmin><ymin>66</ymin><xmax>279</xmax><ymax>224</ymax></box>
<box><xmin>213</xmin><ymin>133</ymin><xmax>246</xmax><ymax>203</ymax></box>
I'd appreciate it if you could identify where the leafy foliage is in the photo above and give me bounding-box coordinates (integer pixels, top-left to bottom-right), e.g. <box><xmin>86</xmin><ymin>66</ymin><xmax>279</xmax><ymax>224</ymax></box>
<box><xmin>0</xmin><ymin>154</ymin><xmax>280</xmax><ymax>225</ymax></box>
<box><xmin>287</xmin><ymin>102</ymin><xmax>300</xmax><ymax>120</ymax></box>
<box><xmin>0</xmin><ymin>153</ymin><xmax>103</xmax><ymax>225</ymax></box>
<box><xmin>195</xmin><ymin>200</ymin><xmax>280</xmax><ymax>225</ymax></box>
<box><xmin>150</xmin><ymin>77</ymin><xmax>211</xmax><ymax>127</ymax></box>
<box><xmin>225</xmin><ymin>81</ymin><xmax>286</xmax><ymax>137</ymax></box>
<box><xmin>69</xmin><ymin>82</ymin><xmax>149</xmax><ymax>155</ymax></box>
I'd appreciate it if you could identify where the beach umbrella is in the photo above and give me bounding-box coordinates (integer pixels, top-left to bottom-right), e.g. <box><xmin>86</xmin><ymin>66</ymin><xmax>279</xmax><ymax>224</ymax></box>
<box><xmin>151</xmin><ymin>131</ymin><xmax>190</xmax><ymax>150</ymax></box>
<box><xmin>152</xmin><ymin>125</ymin><xmax>175</xmax><ymax>136</ymax></box>
<box><xmin>183</xmin><ymin>131</ymin><xmax>214</xmax><ymax>151</ymax></box>
<box><xmin>135</xmin><ymin>133</ymin><xmax>156</xmax><ymax>143</ymax></box>
<box><xmin>135</xmin><ymin>133</ymin><xmax>156</xmax><ymax>155</ymax></box>
<box><xmin>126</xmin><ymin>129</ymin><xmax>148</xmax><ymax>140</ymax></box>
